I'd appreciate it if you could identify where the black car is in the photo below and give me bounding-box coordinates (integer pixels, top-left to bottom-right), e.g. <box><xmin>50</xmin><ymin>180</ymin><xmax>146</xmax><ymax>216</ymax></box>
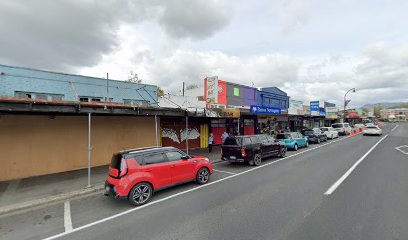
<box><xmin>301</xmin><ymin>128</ymin><xmax>327</xmax><ymax>143</ymax></box>
<box><xmin>221</xmin><ymin>134</ymin><xmax>287</xmax><ymax>166</ymax></box>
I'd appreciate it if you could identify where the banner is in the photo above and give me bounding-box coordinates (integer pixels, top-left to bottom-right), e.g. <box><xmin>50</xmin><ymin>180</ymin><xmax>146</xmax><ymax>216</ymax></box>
<box><xmin>205</xmin><ymin>76</ymin><xmax>218</xmax><ymax>105</ymax></box>
<box><xmin>250</xmin><ymin>105</ymin><xmax>281</xmax><ymax>115</ymax></box>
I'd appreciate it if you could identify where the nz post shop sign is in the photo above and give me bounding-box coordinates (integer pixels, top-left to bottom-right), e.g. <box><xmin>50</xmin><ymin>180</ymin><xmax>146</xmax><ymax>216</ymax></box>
<box><xmin>250</xmin><ymin>105</ymin><xmax>281</xmax><ymax>115</ymax></box>
<box><xmin>310</xmin><ymin>101</ymin><xmax>320</xmax><ymax>116</ymax></box>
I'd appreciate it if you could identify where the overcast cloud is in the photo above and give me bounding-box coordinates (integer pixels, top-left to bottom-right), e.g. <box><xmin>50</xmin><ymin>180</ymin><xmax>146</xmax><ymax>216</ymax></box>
<box><xmin>1</xmin><ymin>0</ymin><xmax>407</xmax><ymax>107</ymax></box>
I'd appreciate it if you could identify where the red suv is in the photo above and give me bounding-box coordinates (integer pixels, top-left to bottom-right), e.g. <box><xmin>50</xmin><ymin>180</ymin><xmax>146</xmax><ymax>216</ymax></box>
<box><xmin>104</xmin><ymin>147</ymin><xmax>213</xmax><ymax>206</ymax></box>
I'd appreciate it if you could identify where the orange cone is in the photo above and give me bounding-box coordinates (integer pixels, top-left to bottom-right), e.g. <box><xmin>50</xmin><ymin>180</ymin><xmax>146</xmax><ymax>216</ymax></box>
<box><xmin>350</xmin><ymin>130</ymin><xmax>354</xmax><ymax>136</ymax></box>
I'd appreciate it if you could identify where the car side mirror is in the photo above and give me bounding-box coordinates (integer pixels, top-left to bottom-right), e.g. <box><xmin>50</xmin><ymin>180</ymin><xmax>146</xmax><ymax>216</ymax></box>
<box><xmin>181</xmin><ymin>155</ymin><xmax>190</xmax><ymax>160</ymax></box>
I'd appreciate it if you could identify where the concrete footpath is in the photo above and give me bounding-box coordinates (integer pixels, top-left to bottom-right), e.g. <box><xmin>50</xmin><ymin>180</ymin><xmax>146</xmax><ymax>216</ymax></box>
<box><xmin>0</xmin><ymin>166</ymin><xmax>107</xmax><ymax>215</ymax></box>
<box><xmin>0</xmin><ymin>147</ymin><xmax>219</xmax><ymax>215</ymax></box>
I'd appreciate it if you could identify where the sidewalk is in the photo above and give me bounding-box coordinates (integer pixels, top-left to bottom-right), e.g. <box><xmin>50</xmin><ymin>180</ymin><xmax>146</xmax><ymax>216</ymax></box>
<box><xmin>0</xmin><ymin>147</ymin><xmax>221</xmax><ymax>215</ymax></box>
<box><xmin>0</xmin><ymin>166</ymin><xmax>107</xmax><ymax>215</ymax></box>
<box><xmin>188</xmin><ymin>145</ymin><xmax>223</xmax><ymax>163</ymax></box>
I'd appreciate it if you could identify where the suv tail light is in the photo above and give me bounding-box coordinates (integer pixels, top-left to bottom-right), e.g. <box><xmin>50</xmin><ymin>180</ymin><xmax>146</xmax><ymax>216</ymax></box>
<box><xmin>119</xmin><ymin>159</ymin><xmax>128</xmax><ymax>178</ymax></box>
<box><xmin>241</xmin><ymin>148</ymin><xmax>246</xmax><ymax>157</ymax></box>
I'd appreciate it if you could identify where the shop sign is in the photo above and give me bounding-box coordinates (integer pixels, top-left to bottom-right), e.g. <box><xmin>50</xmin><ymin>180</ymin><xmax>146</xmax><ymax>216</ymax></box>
<box><xmin>205</xmin><ymin>76</ymin><xmax>218</xmax><ymax>105</ymax></box>
<box><xmin>223</xmin><ymin>109</ymin><xmax>241</xmax><ymax>118</ymax></box>
<box><xmin>310</xmin><ymin>101</ymin><xmax>320</xmax><ymax>116</ymax></box>
<box><xmin>319</xmin><ymin>107</ymin><xmax>326</xmax><ymax>116</ymax></box>
<box><xmin>250</xmin><ymin>105</ymin><xmax>281</xmax><ymax>115</ymax></box>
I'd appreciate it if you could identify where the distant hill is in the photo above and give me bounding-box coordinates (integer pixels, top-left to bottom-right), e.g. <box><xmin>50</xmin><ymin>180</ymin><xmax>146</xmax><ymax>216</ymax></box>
<box><xmin>362</xmin><ymin>102</ymin><xmax>408</xmax><ymax>109</ymax></box>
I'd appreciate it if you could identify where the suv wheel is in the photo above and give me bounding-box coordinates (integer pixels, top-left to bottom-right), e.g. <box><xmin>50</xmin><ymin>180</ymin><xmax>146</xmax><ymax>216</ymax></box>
<box><xmin>294</xmin><ymin>144</ymin><xmax>298</xmax><ymax>151</ymax></box>
<box><xmin>279</xmin><ymin>148</ymin><xmax>286</xmax><ymax>158</ymax></box>
<box><xmin>305</xmin><ymin>141</ymin><xmax>309</xmax><ymax>147</ymax></box>
<box><xmin>129</xmin><ymin>182</ymin><xmax>153</xmax><ymax>206</ymax></box>
<box><xmin>253</xmin><ymin>153</ymin><xmax>262</xmax><ymax>166</ymax></box>
<box><xmin>317</xmin><ymin>138</ymin><xmax>321</xmax><ymax>144</ymax></box>
<box><xmin>196</xmin><ymin>167</ymin><xmax>210</xmax><ymax>184</ymax></box>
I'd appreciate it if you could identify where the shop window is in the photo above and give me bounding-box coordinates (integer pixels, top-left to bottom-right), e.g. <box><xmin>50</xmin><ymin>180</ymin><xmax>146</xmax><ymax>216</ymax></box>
<box><xmin>79</xmin><ymin>97</ymin><xmax>89</xmax><ymax>102</ymax></box>
<box><xmin>91</xmin><ymin>98</ymin><xmax>102</xmax><ymax>102</ymax></box>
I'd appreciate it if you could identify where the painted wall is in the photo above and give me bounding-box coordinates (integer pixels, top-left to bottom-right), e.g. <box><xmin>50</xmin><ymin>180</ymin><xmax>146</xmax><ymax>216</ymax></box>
<box><xmin>226</xmin><ymin>82</ymin><xmax>256</xmax><ymax>107</ymax></box>
<box><xmin>0</xmin><ymin>115</ymin><xmax>156</xmax><ymax>181</ymax></box>
<box><xmin>0</xmin><ymin>64</ymin><xmax>158</xmax><ymax>106</ymax></box>
<box><xmin>256</xmin><ymin>87</ymin><xmax>289</xmax><ymax>110</ymax></box>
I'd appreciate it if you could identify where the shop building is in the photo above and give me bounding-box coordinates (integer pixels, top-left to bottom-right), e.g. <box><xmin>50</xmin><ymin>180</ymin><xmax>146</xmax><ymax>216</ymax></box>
<box><xmin>204</xmin><ymin>76</ymin><xmax>289</xmax><ymax>138</ymax></box>
<box><xmin>0</xmin><ymin>64</ymin><xmax>158</xmax><ymax>106</ymax></box>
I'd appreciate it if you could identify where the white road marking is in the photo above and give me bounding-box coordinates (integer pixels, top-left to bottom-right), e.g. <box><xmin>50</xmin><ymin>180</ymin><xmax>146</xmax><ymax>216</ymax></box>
<box><xmin>395</xmin><ymin>145</ymin><xmax>408</xmax><ymax>155</ymax></box>
<box><xmin>213</xmin><ymin>169</ymin><xmax>236</xmax><ymax>175</ymax></box>
<box><xmin>64</xmin><ymin>201</ymin><xmax>73</xmax><ymax>232</ymax></box>
<box><xmin>43</xmin><ymin>135</ymin><xmax>352</xmax><ymax>240</ymax></box>
<box><xmin>391</xmin><ymin>125</ymin><xmax>399</xmax><ymax>132</ymax></box>
<box><xmin>324</xmin><ymin>134</ymin><xmax>388</xmax><ymax>195</ymax></box>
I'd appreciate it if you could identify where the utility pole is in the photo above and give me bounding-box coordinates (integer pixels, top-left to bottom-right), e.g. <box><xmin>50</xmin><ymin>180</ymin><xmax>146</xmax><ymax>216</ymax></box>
<box><xmin>182</xmin><ymin>82</ymin><xmax>185</xmax><ymax>96</ymax></box>
<box><xmin>343</xmin><ymin>88</ymin><xmax>356</xmax><ymax>122</ymax></box>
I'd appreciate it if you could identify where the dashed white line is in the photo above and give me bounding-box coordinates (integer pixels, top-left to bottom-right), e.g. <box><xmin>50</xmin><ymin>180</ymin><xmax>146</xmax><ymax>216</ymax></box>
<box><xmin>44</xmin><ymin>135</ymin><xmax>352</xmax><ymax>240</ymax></box>
<box><xmin>324</xmin><ymin>134</ymin><xmax>388</xmax><ymax>195</ymax></box>
<box><xmin>64</xmin><ymin>201</ymin><xmax>73</xmax><ymax>232</ymax></box>
<box><xmin>213</xmin><ymin>169</ymin><xmax>236</xmax><ymax>175</ymax></box>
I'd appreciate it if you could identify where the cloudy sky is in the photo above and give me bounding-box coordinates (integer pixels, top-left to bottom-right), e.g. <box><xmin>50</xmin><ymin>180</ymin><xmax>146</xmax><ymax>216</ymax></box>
<box><xmin>1</xmin><ymin>0</ymin><xmax>408</xmax><ymax>107</ymax></box>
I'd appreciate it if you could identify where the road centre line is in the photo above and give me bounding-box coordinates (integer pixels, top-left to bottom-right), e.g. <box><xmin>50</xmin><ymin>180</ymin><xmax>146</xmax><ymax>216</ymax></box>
<box><xmin>213</xmin><ymin>169</ymin><xmax>236</xmax><ymax>175</ymax></box>
<box><xmin>64</xmin><ymin>201</ymin><xmax>73</xmax><ymax>232</ymax></box>
<box><xmin>43</xmin><ymin>135</ymin><xmax>352</xmax><ymax>240</ymax></box>
<box><xmin>324</xmin><ymin>134</ymin><xmax>388</xmax><ymax>196</ymax></box>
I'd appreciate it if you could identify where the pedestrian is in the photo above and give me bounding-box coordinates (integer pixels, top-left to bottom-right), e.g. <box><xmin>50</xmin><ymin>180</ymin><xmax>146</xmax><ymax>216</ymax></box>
<box><xmin>221</xmin><ymin>131</ymin><xmax>229</xmax><ymax>144</ymax></box>
<box><xmin>208</xmin><ymin>133</ymin><xmax>214</xmax><ymax>153</ymax></box>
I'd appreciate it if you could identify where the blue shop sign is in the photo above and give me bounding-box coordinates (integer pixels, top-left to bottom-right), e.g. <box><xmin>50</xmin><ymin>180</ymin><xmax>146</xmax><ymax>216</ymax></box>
<box><xmin>250</xmin><ymin>105</ymin><xmax>281</xmax><ymax>114</ymax></box>
<box><xmin>310</xmin><ymin>101</ymin><xmax>320</xmax><ymax>116</ymax></box>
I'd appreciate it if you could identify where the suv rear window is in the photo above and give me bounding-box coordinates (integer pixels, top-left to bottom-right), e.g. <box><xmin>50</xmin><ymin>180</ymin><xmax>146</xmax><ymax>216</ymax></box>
<box><xmin>332</xmin><ymin>124</ymin><xmax>343</xmax><ymax>128</ymax></box>
<box><xmin>110</xmin><ymin>153</ymin><xmax>123</xmax><ymax>169</ymax></box>
<box><xmin>224</xmin><ymin>137</ymin><xmax>240</xmax><ymax>146</ymax></box>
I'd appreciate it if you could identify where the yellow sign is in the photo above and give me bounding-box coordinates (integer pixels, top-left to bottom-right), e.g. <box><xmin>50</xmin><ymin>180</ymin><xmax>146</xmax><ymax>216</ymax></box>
<box><xmin>223</xmin><ymin>109</ymin><xmax>241</xmax><ymax>118</ymax></box>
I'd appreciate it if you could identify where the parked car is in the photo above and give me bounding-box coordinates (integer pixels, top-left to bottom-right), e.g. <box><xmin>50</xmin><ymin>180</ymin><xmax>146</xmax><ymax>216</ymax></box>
<box><xmin>221</xmin><ymin>134</ymin><xmax>286</xmax><ymax>166</ymax></box>
<box><xmin>104</xmin><ymin>146</ymin><xmax>213</xmax><ymax>206</ymax></box>
<box><xmin>363</xmin><ymin>125</ymin><xmax>383</xmax><ymax>136</ymax></box>
<box><xmin>354</xmin><ymin>123</ymin><xmax>365</xmax><ymax>131</ymax></box>
<box><xmin>320</xmin><ymin>127</ymin><xmax>339</xmax><ymax>139</ymax></box>
<box><xmin>301</xmin><ymin>128</ymin><xmax>328</xmax><ymax>143</ymax></box>
<box><xmin>276</xmin><ymin>132</ymin><xmax>308</xmax><ymax>151</ymax></box>
<box><xmin>332</xmin><ymin>123</ymin><xmax>352</xmax><ymax>136</ymax></box>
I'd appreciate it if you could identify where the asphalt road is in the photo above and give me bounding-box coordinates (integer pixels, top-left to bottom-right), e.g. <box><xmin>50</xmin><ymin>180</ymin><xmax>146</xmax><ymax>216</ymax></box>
<box><xmin>0</xmin><ymin>123</ymin><xmax>406</xmax><ymax>240</ymax></box>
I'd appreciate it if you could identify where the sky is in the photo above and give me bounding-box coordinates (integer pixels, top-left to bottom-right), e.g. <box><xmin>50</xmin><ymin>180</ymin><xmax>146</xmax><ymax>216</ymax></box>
<box><xmin>1</xmin><ymin>0</ymin><xmax>408</xmax><ymax>107</ymax></box>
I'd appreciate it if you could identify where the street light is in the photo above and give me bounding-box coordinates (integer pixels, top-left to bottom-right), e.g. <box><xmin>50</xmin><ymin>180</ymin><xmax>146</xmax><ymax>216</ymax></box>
<box><xmin>343</xmin><ymin>88</ymin><xmax>356</xmax><ymax>122</ymax></box>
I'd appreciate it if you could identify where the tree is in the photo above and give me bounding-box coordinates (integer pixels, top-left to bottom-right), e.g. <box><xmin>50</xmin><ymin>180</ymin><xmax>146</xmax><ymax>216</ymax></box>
<box><xmin>157</xmin><ymin>87</ymin><xmax>165</xmax><ymax>97</ymax></box>
<box><xmin>127</xmin><ymin>71</ymin><xmax>142</xmax><ymax>83</ymax></box>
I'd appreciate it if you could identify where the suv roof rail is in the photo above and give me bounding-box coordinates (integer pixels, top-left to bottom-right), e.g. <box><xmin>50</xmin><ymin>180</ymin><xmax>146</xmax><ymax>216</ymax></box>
<box><xmin>120</xmin><ymin>146</ymin><xmax>163</xmax><ymax>153</ymax></box>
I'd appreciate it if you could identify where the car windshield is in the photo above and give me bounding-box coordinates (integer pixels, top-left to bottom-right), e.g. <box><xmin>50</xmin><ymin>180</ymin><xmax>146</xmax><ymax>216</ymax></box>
<box><xmin>366</xmin><ymin>126</ymin><xmax>378</xmax><ymax>129</ymax></box>
<box><xmin>304</xmin><ymin>131</ymin><xmax>314</xmax><ymax>135</ymax></box>
<box><xmin>332</xmin><ymin>124</ymin><xmax>343</xmax><ymax>128</ymax></box>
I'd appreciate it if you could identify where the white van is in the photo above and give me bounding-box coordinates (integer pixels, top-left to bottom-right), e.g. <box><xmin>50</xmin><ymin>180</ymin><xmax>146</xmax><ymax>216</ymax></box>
<box><xmin>331</xmin><ymin>123</ymin><xmax>352</xmax><ymax>136</ymax></box>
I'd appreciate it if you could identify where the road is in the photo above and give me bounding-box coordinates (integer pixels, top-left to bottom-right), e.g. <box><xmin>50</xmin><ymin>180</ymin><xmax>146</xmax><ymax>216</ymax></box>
<box><xmin>0</xmin><ymin>123</ymin><xmax>406</xmax><ymax>240</ymax></box>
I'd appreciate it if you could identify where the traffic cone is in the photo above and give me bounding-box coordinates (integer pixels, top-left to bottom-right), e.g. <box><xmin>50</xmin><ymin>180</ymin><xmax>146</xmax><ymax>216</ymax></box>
<box><xmin>350</xmin><ymin>130</ymin><xmax>354</xmax><ymax>136</ymax></box>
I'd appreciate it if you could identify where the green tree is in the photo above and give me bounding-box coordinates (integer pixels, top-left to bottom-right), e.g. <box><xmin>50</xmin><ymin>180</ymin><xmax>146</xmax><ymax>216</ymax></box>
<box><xmin>157</xmin><ymin>87</ymin><xmax>165</xmax><ymax>97</ymax></box>
<box><xmin>127</xmin><ymin>71</ymin><xmax>142</xmax><ymax>83</ymax></box>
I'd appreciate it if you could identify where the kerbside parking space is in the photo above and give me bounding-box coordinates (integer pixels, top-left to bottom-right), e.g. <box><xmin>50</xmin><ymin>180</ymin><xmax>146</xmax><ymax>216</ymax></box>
<box><xmin>0</xmin><ymin>123</ymin><xmax>401</xmax><ymax>240</ymax></box>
